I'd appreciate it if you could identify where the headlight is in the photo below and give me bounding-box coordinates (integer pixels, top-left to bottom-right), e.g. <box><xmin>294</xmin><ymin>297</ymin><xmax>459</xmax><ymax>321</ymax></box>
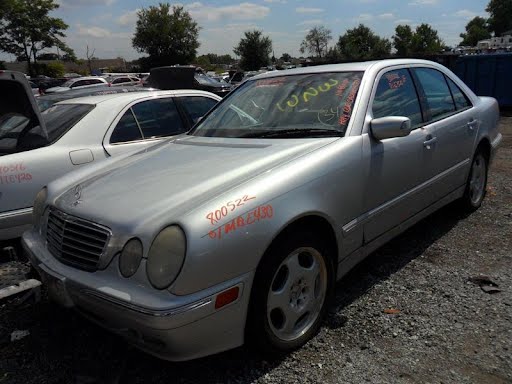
<box><xmin>119</xmin><ymin>238</ymin><xmax>143</xmax><ymax>278</ymax></box>
<box><xmin>33</xmin><ymin>187</ymin><xmax>48</xmax><ymax>224</ymax></box>
<box><xmin>146</xmin><ymin>226</ymin><xmax>186</xmax><ymax>290</ymax></box>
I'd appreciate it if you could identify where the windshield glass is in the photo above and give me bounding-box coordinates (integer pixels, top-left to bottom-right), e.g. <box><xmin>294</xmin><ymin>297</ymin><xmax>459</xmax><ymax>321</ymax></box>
<box><xmin>195</xmin><ymin>74</ymin><xmax>223</xmax><ymax>86</ymax></box>
<box><xmin>0</xmin><ymin>103</ymin><xmax>93</xmax><ymax>154</ymax></box>
<box><xmin>61</xmin><ymin>79</ymin><xmax>74</xmax><ymax>87</ymax></box>
<box><xmin>189</xmin><ymin>71</ymin><xmax>363</xmax><ymax>138</ymax></box>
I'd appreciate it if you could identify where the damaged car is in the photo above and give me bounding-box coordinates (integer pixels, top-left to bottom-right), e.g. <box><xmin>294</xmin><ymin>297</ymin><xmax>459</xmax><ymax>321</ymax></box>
<box><xmin>22</xmin><ymin>60</ymin><xmax>501</xmax><ymax>361</ymax></box>
<box><xmin>0</xmin><ymin>70</ymin><xmax>221</xmax><ymax>240</ymax></box>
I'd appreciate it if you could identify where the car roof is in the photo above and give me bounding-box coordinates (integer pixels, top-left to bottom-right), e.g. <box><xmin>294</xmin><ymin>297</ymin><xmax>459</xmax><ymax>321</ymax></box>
<box><xmin>55</xmin><ymin>89</ymin><xmax>221</xmax><ymax>105</ymax></box>
<box><xmin>68</xmin><ymin>76</ymin><xmax>107</xmax><ymax>82</ymax></box>
<box><xmin>251</xmin><ymin>59</ymin><xmax>442</xmax><ymax>79</ymax></box>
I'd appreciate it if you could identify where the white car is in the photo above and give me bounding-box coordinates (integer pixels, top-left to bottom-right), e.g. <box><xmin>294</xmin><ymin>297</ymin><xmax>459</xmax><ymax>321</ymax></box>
<box><xmin>44</xmin><ymin>77</ymin><xmax>108</xmax><ymax>94</ymax></box>
<box><xmin>107</xmin><ymin>75</ymin><xmax>141</xmax><ymax>87</ymax></box>
<box><xmin>0</xmin><ymin>71</ymin><xmax>221</xmax><ymax>240</ymax></box>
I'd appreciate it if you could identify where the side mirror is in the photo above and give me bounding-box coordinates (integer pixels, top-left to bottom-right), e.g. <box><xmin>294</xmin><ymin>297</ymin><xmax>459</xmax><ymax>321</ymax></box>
<box><xmin>370</xmin><ymin>116</ymin><xmax>412</xmax><ymax>141</ymax></box>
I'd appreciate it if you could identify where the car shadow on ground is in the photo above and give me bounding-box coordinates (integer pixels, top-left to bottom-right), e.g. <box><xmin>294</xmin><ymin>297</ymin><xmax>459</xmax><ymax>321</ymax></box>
<box><xmin>326</xmin><ymin>201</ymin><xmax>470</xmax><ymax>328</ymax></box>
<box><xmin>0</xmin><ymin>202</ymin><xmax>472</xmax><ymax>384</ymax></box>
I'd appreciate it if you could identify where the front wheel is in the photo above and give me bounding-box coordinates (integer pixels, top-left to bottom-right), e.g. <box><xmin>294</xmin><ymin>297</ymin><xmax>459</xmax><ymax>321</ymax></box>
<box><xmin>460</xmin><ymin>150</ymin><xmax>488</xmax><ymax>211</ymax></box>
<box><xmin>246</xmin><ymin>230</ymin><xmax>334</xmax><ymax>354</ymax></box>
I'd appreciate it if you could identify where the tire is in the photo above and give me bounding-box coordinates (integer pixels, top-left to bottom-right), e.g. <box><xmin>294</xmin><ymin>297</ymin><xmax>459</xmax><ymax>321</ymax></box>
<box><xmin>246</xmin><ymin>229</ymin><xmax>335</xmax><ymax>354</ymax></box>
<box><xmin>460</xmin><ymin>149</ymin><xmax>488</xmax><ymax>211</ymax></box>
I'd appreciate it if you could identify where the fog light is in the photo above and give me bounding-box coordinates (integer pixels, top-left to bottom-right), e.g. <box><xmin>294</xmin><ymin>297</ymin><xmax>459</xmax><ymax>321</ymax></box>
<box><xmin>119</xmin><ymin>238</ymin><xmax>143</xmax><ymax>278</ymax></box>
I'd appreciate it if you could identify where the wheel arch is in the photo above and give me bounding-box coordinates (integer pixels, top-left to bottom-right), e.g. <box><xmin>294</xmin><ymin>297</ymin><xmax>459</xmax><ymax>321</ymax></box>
<box><xmin>475</xmin><ymin>137</ymin><xmax>491</xmax><ymax>162</ymax></box>
<box><xmin>258</xmin><ymin>214</ymin><xmax>339</xmax><ymax>277</ymax></box>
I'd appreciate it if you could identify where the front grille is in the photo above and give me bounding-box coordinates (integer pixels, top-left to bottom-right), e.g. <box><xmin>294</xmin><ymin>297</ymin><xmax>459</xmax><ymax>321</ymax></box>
<box><xmin>46</xmin><ymin>209</ymin><xmax>110</xmax><ymax>271</ymax></box>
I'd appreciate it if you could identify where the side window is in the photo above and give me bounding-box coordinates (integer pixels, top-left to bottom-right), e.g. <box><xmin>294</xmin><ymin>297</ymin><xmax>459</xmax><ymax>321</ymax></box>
<box><xmin>372</xmin><ymin>69</ymin><xmax>423</xmax><ymax>127</ymax></box>
<box><xmin>91</xmin><ymin>79</ymin><xmax>104</xmax><ymax>85</ymax></box>
<box><xmin>113</xmin><ymin>78</ymin><xmax>130</xmax><ymax>84</ymax></box>
<box><xmin>446</xmin><ymin>77</ymin><xmax>471</xmax><ymax>110</ymax></box>
<box><xmin>413</xmin><ymin>68</ymin><xmax>455</xmax><ymax>121</ymax></box>
<box><xmin>110</xmin><ymin>109</ymin><xmax>143</xmax><ymax>144</ymax></box>
<box><xmin>70</xmin><ymin>80</ymin><xmax>85</xmax><ymax>88</ymax></box>
<box><xmin>178</xmin><ymin>96</ymin><xmax>218</xmax><ymax>124</ymax></box>
<box><xmin>131</xmin><ymin>98</ymin><xmax>185</xmax><ymax>138</ymax></box>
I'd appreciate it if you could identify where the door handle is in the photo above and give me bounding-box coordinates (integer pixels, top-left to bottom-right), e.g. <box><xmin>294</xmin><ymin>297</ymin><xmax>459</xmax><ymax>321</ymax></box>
<box><xmin>423</xmin><ymin>136</ymin><xmax>437</xmax><ymax>149</ymax></box>
<box><xmin>467</xmin><ymin>119</ymin><xmax>477</xmax><ymax>131</ymax></box>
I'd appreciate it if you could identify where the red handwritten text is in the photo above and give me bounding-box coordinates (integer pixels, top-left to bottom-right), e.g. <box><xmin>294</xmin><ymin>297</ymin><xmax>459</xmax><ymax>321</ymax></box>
<box><xmin>338</xmin><ymin>79</ymin><xmax>361</xmax><ymax>126</ymax></box>
<box><xmin>206</xmin><ymin>194</ymin><xmax>256</xmax><ymax>225</ymax></box>
<box><xmin>208</xmin><ymin>204</ymin><xmax>274</xmax><ymax>239</ymax></box>
<box><xmin>0</xmin><ymin>162</ymin><xmax>32</xmax><ymax>184</ymax></box>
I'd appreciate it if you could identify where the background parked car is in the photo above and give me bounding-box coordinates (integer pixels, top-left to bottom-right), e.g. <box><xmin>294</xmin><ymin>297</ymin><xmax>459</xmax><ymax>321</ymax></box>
<box><xmin>106</xmin><ymin>75</ymin><xmax>142</xmax><ymax>87</ymax></box>
<box><xmin>0</xmin><ymin>71</ymin><xmax>221</xmax><ymax>240</ymax></box>
<box><xmin>44</xmin><ymin>76</ymin><xmax>108</xmax><ymax>94</ymax></box>
<box><xmin>36</xmin><ymin>85</ymin><xmax>156</xmax><ymax>111</ymax></box>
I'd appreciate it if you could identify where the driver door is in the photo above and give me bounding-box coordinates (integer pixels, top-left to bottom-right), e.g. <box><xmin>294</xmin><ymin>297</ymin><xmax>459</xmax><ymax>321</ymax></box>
<box><xmin>363</xmin><ymin>67</ymin><xmax>434</xmax><ymax>242</ymax></box>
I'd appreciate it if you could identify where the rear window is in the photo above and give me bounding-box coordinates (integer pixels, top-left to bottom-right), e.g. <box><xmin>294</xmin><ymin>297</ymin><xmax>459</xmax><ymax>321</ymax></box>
<box><xmin>42</xmin><ymin>104</ymin><xmax>94</xmax><ymax>142</ymax></box>
<box><xmin>0</xmin><ymin>103</ymin><xmax>93</xmax><ymax>154</ymax></box>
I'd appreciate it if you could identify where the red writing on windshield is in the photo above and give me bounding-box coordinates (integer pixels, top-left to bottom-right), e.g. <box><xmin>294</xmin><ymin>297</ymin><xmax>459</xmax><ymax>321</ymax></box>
<box><xmin>206</xmin><ymin>194</ymin><xmax>256</xmax><ymax>225</ymax></box>
<box><xmin>338</xmin><ymin>79</ymin><xmax>361</xmax><ymax>126</ymax></box>
<box><xmin>208</xmin><ymin>204</ymin><xmax>274</xmax><ymax>239</ymax></box>
<box><xmin>385</xmin><ymin>73</ymin><xmax>407</xmax><ymax>89</ymax></box>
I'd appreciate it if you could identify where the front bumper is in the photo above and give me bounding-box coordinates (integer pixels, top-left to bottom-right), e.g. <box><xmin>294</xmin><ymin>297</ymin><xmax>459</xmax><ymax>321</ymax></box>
<box><xmin>22</xmin><ymin>229</ymin><xmax>254</xmax><ymax>361</ymax></box>
<box><xmin>0</xmin><ymin>207</ymin><xmax>32</xmax><ymax>241</ymax></box>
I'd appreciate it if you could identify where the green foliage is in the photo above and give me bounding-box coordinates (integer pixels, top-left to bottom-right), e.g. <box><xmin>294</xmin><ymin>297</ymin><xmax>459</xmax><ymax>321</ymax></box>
<box><xmin>393</xmin><ymin>25</ymin><xmax>414</xmax><ymax>56</ymax></box>
<box><xmin>486</xmin><ymin>0</ymin><xmax>512</xmax><ymax>36</ymax></box>
<box><xmin>0</xmin><ymin>0</ymin><xmax>71</xmax><ymax>75</ymax></box>
<box><xmin>234</xmin><ymin>30</ymin><xmax>272</xmax><ymax>71</ymax></box>
<box><xmin>0</xmin><ymin>60</ymin><xmax>5</xmax><ymax>70</ymax></box>
<box><xmin>280</xmin><ymin>53</ymin><xmax>291</xmax><ymax>62</ymax></box>
<box><xmin>37</xmin><ymin>52</ymin><xmax>59</xmax><ymax>60</ymax></box>
<box><xmin>204</xmin><ymin>53</ymin><xmax>234</xmax><ymax>64</ymax></box>
<box><xmin>132</xmin><ymin>3</ymin><xmax>200</xmax><ymax>67</ymax></box>
<box><xmin>300</xmin><ymin>26</ymin><xmax>332</xmax><ymax>59</ymax></box>
<box><xmin>44</xmin><ymin>61</ymin><xmax>65</xmax><ymax>77</ymax></box>
<box><xmin>460</xmin><ymin>17</ymin><xmax>491</xmax><ymax>46</ymax></box>
<box><xmin>337</xmin><ymin>24</ymin><xmax>391</xmax><ymax>60</ymax></box>
<box><xmin>410</xmin><ymin>23</ymin><xmax>444</xmax><ymax>54</ymax></box>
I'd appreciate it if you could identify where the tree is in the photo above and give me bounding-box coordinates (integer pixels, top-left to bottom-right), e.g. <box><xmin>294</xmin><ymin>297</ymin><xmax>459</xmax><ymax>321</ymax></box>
<box><xmin>337</xmin><ymin>24</ymin><xmax>391</xmax><ymax>60</ymax></box>
<box><xmin>393</xmin><ymin>24</ymin><xmax>414</xmax><ymax>56</ymax></box>
<box><xmin>234</xmin><ymin>30</ymin><xmax>272</xmax><ymax>71</ymax></box>
<box><xmin>37</xmin><ymin>52</ymin><xmax>59</xmax><ymax>61</ymax></box>
<box><xmin>0</xmin><ymin>0</ymin><xmax>72</xmax><ymax>75</ymax></box>
<box><xmin>459</xmin><ymin>16</ymin><xmax>491</xmax><ymax>46</ymax></box>
<box><xmin>280</xmin><ymin>53</ymin><xmax>291</xmax><ymax>62</ymax></box>
<box><xmin>86</xmin><ymin>45</ymin><xmax>96</xmax><ymax>74</ymax></box>
<box><xmin>410</xmin><ymin>23</ymin><xmax>443</xmax><ymax>54</ymax></box>
<box><xmin>132</xmin><ymin>3</ymin><xmax>200</xmax><ymax>67</ymax></box>
<box><xmin>300</xmin><ymin>26</ymin><xmax>332</xmax><ymax>59</ymax></box>
<box><xmin>486</xmin><ymin>0</ymin><xmax>512</xmax><ymax>36</ymax></box>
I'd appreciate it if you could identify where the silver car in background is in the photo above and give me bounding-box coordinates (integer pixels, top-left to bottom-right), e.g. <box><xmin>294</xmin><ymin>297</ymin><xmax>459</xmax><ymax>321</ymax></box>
<box><xmin>23</xmin><ymin>59</ymin><xmax>501</xmax><ymax>361</ymax></box>
<box><xmin>0</xmin><ymin>72</ymin><xmax>220</xmax><ymax>240</ymax></box>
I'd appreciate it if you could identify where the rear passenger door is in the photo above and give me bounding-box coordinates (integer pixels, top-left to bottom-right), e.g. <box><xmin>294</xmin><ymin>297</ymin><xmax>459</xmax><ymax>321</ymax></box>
<box><xmin>411</xmin><ymin>67</ymin><xmax>476</xmax><ymax>202</ymax></box>
<box><xmin>103</xmin><ymin>97</ymin><xmax>188</xmax><ymax>156</ymax></box>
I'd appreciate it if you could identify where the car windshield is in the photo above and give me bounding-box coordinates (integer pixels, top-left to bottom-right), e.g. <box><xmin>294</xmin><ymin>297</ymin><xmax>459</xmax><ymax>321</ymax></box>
<box><xmin>189</xmin><ymin>71</ymin><xmax>364</xmax><ymax>138</ymax></box>
<box><xmin>61</xmin><ymin>79</ymin><xmax>75</xmax><ymax>87</ymax></box>
<box><xmin>195</xmin><ymin>74</ymin><xmax>223</xmax><ymax>86</ymax></box>
<box><xmin>0</xmin><ymin>103</ymin><xmax>94</xmax><ymax>154</ymax></box>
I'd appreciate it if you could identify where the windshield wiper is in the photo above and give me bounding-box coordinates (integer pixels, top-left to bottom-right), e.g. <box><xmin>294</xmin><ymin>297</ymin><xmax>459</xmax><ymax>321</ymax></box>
<box><xmin>243</xmin><ymin>128</ymin><xmax>344</xmax><ymax>138</ymax></box>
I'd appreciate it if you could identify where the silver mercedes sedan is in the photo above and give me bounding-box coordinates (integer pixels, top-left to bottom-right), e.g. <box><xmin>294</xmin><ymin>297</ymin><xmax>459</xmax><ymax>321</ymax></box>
<box><xmin>22</xmin><ymin>59</ymin><xmax>502</xmax><ymax>361</ymax></box>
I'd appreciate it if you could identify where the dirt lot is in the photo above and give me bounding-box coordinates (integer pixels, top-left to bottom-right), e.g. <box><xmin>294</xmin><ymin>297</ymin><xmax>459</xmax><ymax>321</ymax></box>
<box><xmin>0</xmin><ymin>116</ymin><xmax>511</xmax><ymax>384</ymax></box>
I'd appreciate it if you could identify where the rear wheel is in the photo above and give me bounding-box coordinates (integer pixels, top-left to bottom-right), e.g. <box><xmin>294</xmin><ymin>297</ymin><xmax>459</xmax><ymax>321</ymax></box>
<box><xmin>460</xmin><ymin>149</ymin><xmax>488</xmax><ymax>211</ymax></box>
<box><xmin>246</xmin><ymin>230</ymin><xmax>334</xmax><ymax>354</ymax></box>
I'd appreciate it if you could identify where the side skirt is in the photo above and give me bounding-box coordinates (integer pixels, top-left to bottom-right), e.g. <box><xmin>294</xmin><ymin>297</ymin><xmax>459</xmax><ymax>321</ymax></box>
<box><xmin>336</xmin><ymin>185</ymin><xmax>465</xmax><ymax>280</ymax></box>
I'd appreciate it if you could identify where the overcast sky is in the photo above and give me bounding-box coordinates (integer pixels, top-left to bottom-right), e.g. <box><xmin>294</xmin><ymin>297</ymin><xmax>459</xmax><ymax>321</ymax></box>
<box><xmin>0</xmin><ymin>0</ymin><xmax>490</xmax><ymax>61</ymax></box>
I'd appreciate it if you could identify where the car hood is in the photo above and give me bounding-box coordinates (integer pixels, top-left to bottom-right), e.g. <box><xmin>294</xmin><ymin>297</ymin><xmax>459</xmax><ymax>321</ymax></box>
<box><xmin>54</xmin><ymin>135</ymin><xmax>337</xmax><ymax>228</ymax></box>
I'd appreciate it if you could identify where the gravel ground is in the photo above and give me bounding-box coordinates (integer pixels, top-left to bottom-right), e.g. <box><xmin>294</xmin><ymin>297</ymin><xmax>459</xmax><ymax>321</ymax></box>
<box><xmin>0</xmin><ymin>116</ymin><xmax>511</xmax><ymax>384</ymax></box>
